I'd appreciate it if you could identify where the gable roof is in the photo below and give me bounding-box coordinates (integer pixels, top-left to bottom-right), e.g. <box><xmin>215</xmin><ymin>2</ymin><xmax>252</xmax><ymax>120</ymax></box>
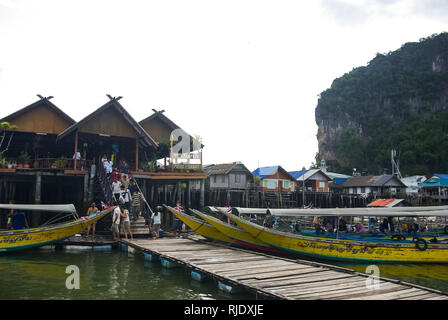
<box><xmin>139</xmin><ymin>110</ymin><xmax>181</xmax><ymax>132</ymax></box>
<box><xmin>367</xmin><ymin>199</ymin><xmax>405</xmax><ymax>207</ymax></box>
<box><xmin>432</xmin><ymin>173</ymin><xmax>448</xmax><ymax>180</ymax></box>
<box><xmin>340</xmin><ymin>175</ymin><xmax>406</xmax><ymax>188</ymax></box>
<box><xmin>288</xmin><ymin>169</ymin><xmax>332</xmax><ymax>181</ymax></box>
<box><xmin>0</xmin><ymin>96</ymin><xmax>76</xmax><ymax>134</ymax></box>
<box><xmin>252</xmin><ymin>165</ymin><xmax>295</xmax><ymax>180</ymax></box>
<box><xmin>205</xmin><ymin>162</ymin><xmax>252</xmax><ymax>176</ymax></box>
<box><xmin>419</xmin><ymin>178</ymin><xmax>448</xmax><ymax>188</ymax></box>
<box><xmin>57</xmin><ymin>97</ymin><xmax>158</xmax><ymax>148</ymax></box>
<box><xmin>139</xmin><ymin>110</ymin><xmax>203</xmax><ymax>148</ymax></box>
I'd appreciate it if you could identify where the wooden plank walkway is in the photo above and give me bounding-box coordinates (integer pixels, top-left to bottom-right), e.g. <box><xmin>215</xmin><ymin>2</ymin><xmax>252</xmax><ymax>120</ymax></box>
<box><xmin>122</xmin><ymin>236</ymin><xmax>448</xmax><ymax>300</ymax></box>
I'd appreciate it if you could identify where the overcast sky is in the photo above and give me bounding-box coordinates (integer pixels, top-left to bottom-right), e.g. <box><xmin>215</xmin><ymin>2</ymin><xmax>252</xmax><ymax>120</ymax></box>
<box><xmin>0</xmin><ymin>0</ymin><xmax>447</xmax><ymax>172</ymax></box>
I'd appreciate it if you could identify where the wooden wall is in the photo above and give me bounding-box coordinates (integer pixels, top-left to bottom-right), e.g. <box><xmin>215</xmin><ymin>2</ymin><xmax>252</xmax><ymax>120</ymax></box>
<box><xmin>6</xmin><ymin>104</ymin><xmax>73</xmax><ymax>134</ymax></box>
<box><xmin>78</xmin><ymin>107</ymin><xmax>138</xmax><ymax>138</ymax></box>
<box><xmin>139</xmin><ymin>117</ymin><xmax>172</xmax><ymax>143</ymax></box>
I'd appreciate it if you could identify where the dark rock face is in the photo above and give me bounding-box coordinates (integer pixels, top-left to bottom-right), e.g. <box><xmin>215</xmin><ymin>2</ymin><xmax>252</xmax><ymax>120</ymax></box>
<box><xmin>315</xmin><ymin>33</ymin><xmax>448</xmax><ymax>175</ymax></box>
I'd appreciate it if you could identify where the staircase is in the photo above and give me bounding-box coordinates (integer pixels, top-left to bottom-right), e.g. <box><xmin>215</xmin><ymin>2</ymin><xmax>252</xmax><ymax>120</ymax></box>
<box><xmin>120</xmin><ymin>216</ymin><xmax>150</xmax><ymax>238</ymax></box>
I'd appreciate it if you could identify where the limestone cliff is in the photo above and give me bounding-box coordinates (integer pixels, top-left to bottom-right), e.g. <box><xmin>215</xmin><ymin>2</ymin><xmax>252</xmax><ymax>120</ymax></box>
<box><xmin>315</xmin><ymin>32</ymin><xmax>448</xmax><ymax>175</ymax></box>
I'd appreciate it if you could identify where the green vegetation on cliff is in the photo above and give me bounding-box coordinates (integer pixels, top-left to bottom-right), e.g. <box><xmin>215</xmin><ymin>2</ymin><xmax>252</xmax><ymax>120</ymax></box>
<box><xmin>315</xmin><ymin>32</ymin><xmax>448</xmax><ymax>176</ymax></box>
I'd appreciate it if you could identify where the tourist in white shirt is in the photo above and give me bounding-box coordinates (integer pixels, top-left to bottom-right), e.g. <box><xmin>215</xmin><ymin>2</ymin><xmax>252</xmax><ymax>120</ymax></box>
<box><xmin>112</xmin><ymin>206</ymin><xmax>122</xmax><ymax>241</ymax></box>
<box><xmin>150</xmin><ymin>206</ymin><xmax>162</xmax><ymax>239</ymax></box>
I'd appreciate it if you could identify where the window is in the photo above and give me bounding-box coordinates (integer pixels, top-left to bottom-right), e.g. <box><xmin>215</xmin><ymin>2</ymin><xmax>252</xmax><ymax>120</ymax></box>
<box><xmin>319</xmin><ymin>181</ymin><xmax>326</xmax><ymax>189</ymax></box>
<box><xmin>361</xmin><ymin>187</ymin><xmax>366</xmax><ymax>193</ymax></box>
<box><xmin>264</xmin><ymin>180</ymin><xmax>277</xmax><ymax>189</ymax></box>
<box><xmin>235</xmin><ymin>174</ymin><xmax>241</xmax><ymax>183</ymax></box>
<box><xmin>221</xmin><ymin>175</ymin><xmax>226</xmax><ymax>183</ymax></box>
<box><xmin>213</xmin><ymin>176</ymin><xmax>217</xmax><ymax>183</ymax></box>
<box><xmin>283</xmin><ymin>180</ymin><xmax>290</xmax><ymax>189</ymax></box>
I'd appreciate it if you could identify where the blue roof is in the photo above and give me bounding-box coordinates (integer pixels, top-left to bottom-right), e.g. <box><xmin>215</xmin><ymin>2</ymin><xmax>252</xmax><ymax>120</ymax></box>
<box><xmin>433</xmin><ymin>174</ymin><xmax>448</xmax><ymax>180</ymax></box>
<box><xmin>419</xmin><ymin>178</ymin><xmax>448</xmax><ymax>187</ymax></box>
<box><xmin>252</xmin><ymin>166</ymin><xmax>280</xmax><ymax>179</ymax></box>
<box><xmin>288</xmin><ymin>170</ymin><xmax>308</xmax><ymax>180</ymax></box>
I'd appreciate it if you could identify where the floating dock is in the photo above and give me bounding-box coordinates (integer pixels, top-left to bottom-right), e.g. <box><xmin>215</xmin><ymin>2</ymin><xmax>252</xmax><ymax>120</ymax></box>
<box><xmin>122</xmin><ymin>236</ymin><xmax>448</xmax><ymax>300</ymax></box>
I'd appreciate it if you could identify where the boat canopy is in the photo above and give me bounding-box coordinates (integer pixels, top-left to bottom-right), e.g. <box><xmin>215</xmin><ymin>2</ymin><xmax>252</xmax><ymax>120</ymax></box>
<box><xmin>267</xmin><ymin>206</ymin><xmax>448</xmax><ymax>218</ymax></box>
<box><xmin>232</xmin><ymin>207</ymin><xmax>270</xmax><ymax>215</ymax></box>
<box><xmin>0</xmin><ymin>204</ymin><xmax>77</xmax><ymax>214</ymax></box>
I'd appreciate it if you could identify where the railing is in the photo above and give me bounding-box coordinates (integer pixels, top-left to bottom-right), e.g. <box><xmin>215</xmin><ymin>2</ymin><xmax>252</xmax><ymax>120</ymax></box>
<box><xmin>2</xmin><ymin>157</ymin><xmax>94</xmax><ymax>171</ymax></box>
<box><xmin>96</xmin><ymin>159</ymin><xmax>114</xmax><ymax>205</ymax></box>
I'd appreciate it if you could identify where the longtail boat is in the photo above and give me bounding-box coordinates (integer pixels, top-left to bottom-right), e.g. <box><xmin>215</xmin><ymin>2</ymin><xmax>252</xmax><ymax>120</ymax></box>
<box><xmin>227</xmin><ymin>206</ymin><xmax>448</xmax><ymax>263</ymax></box>
<box><xmin>191</xmin><ymin>208</ymin><xmax>281</xmax><ymax>254</ymax></box>
<box><xmin>0</xmin><ymin>204</ymin><xmax>114</xmax><ymax>252</ymax></box>
<box><xmin>164</xmin><ymin>205</ymin><xmax>234</xmax><ymax>244</ymax></box>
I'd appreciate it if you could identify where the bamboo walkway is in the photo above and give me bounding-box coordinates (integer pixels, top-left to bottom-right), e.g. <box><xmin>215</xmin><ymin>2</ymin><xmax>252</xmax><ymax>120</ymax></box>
<box><xmin>121</xmin><ymin>236</ymin><xmax>448</xmax><ymax>300</ymax></box>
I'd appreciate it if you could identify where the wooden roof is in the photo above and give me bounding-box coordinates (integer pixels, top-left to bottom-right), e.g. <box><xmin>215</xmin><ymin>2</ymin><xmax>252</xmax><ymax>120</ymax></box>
<box><xmin>57</xmin><ymin>97</ymin><xmax>158</xmax><ymax>148</ymax></box>
<box><xmin>139</xmin><ymin>110</ymin><xmax>203</xmax><ymax>148</ymax></box>
<box><xmin>340</xmin><ymin>175</ymin><xmax>406</xmax><ymax>188</ymax></box>
<box><xmin>0</xmin><ymin>96</ymin><xmax>76</xmax><ymax>134</ymax></box>
<box><xmin>205</xmin><ymin>162</ymin><xmax>252</xmax><ymax>176</ymax></box>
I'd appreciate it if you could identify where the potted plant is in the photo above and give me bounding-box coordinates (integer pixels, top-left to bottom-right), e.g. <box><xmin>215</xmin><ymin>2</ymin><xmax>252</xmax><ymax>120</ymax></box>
<box><xmin>53</xmin><ymin>156</ymin><xmax>68</xmax><ymax>169</ymax></box>
<box><xmin>18</xmin><ymin>151</ymin><xmax>31</xmax><ymax>168</ymax></box>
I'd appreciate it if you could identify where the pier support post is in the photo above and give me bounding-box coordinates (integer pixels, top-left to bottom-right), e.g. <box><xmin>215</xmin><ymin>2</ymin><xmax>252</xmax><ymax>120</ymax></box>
<box><xmin>200</xmin><ymin>180</ymin><xmax>205</xmax><ymax>208</ymax></box>
<box><xmin>87</xmin><ymin>164</ymin><xmax>96</xmax><ymax>206</ymax></box>
<box><xmin>32</xmin><ymin>172</ymin><xmax>42</xmax><ymax>227</ymax></box>
<box><xmin>187</xmin><ymin>180</ymin><xmax>191</xmax><ymax>208</ymax></box>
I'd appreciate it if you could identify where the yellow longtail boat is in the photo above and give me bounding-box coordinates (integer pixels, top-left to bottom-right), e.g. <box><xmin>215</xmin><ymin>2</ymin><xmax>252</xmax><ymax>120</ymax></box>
<box><xmin>164</xmin><ymin>205</ymin><xmax>234</xmax><ymax>244</ymax></box>
<box><xmin>227</xmin><ymin>206</ymin><xmax>448</xmax><ymax>263</ymax></box>
<box><xmin>191</xmin><ymin>208</ymin><xmax>282</xmax><ymax>254</ymax></box>
<box><xmin>0</xmin><ymin>204</ymin><xmax>114</xmax><ymax>252</ymax></box>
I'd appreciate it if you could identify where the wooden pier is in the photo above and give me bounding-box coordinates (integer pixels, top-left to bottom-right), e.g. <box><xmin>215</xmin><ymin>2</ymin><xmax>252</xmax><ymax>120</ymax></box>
<box><xmin>122</xmin><ymin>236</ymin><xmax>448</xmax><ymax>300</ymax></box>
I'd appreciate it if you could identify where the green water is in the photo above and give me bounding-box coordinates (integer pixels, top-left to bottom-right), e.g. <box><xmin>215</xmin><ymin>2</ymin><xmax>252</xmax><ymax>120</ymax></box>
<box><xmin>2</xmin><ymin>246</ymin><xmax>448</xmax><ymax>300</ymax></box>
<box><xmin>0</xmin><ymin>247</ymin><xmax>256</xmax><ymax>300</ymax></box>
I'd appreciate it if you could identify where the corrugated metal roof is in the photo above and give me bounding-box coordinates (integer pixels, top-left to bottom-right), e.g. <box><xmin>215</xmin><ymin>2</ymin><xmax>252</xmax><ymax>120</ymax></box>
<box><xmin>419</xmin><ymin>178</ymin><xmax>448</xmax><ymax>187</ymax></box>
<box><xmin>289</xmin><ymin>170</ymin><xmax>308</xmax><ymax>180</ymax></box>
<box><xmin>252</xmin><ymin>166</ymin><xmax>280</xmax><ymax>179</ymax></box>
<box><xmin>433</xmin><ymin>173</ymin><xmax>448</xmax><ymax>180</ymax></box>
<box><xmin>340</xmin><ymin>175</ymin><xmax>405</xmax><ymax>188</ymax></box>
<box><xmin>205</xmin><ymin>162</ymin><xmax>251</xmax><ymax>176</ymax></box>
<box><xmin>367</xmin><ymin>199</ymin><xmax>405</xmax><ymax>207</ymax></box>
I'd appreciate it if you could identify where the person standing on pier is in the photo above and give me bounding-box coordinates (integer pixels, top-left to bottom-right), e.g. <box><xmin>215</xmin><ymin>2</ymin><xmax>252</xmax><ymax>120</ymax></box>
<box><xmin>112</xmin><ymin>205</ymin><xmax>122</xmax><ymax>241</ymax></box>
<box><xmin>150</xmin><ymin>206</ymin><xmax>162</xmax><ymax>240</ymax></box>
<box><xmin>121</xmin><ymin>208</ymin><xmax>133</xmax><ymax>240</ymax></box>
<box><xmin>85</xmin><ymin>202</ymin><xmax>99</xmax><ymax>240</ymax></box>
<box><xmin>172</xmin><ymin>202</ymin><xmax>184</xmax><ymax>238</ymax></box>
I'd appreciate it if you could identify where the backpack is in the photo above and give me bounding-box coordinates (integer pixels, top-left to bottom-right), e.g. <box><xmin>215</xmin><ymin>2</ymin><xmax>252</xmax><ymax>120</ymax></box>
<box><xmin>119</xmin><ymin>192</ymin><xmax>126</xmax><ymax>205</ymax></box>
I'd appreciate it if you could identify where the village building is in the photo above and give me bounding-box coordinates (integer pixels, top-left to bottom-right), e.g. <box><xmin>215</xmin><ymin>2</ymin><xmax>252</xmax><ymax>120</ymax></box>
<box><xmin>418</xmin><ymin>174</ymin><xmax>448</xmax><ymax>205</ymax></box>
<box><xmin>401</xmin><ymin>175</ymin><xmax>427</xmax><ymax>195</ymax></box>
<box><xmin>339</xmin><ymin>175</ymin><xmax>406</xmax><ymax>197</ymax></box>
<box><xmin>205</xmin><ymin>162</ymin><xmax>252</xmax><ymax>190</ymax></box>
<box><xmin>252</xmin><ymin>166</ymin><xmax>295</xmax><ymax>193</ymax></box>
<box><xmin>202</xmin><ymin>162</ymin><xmax>253</xmax><ymax>207</ymax></box>
<box><xmin>288</xmin><ymin>169</ymin><xmax>332</xmax><ymax>192</ymax></box>
<box><xmin>0</xmin><ymin>95</ymin><xmax>206</xmax><ymax>230</ymax></box>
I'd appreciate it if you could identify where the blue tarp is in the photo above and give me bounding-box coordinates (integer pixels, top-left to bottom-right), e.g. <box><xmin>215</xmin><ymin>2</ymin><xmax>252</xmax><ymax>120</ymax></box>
<box><xmin>433</xmin><ymin>173</ymin><xmax>448</xmax><ymax>180</ymax></box>
<box><xmin>288</xmin><ymin>170</ymin><xmax>308</xmax><ymax>180</ymax></box>
<box><xmin>252</xmin><ymin>166</ymin><xmax>280</xmax><ymax>179</ymax></box>
<box><xmin>419</xmin><ymin>178</ymin><xmax>448</xmax><ymax>187</ymax></box>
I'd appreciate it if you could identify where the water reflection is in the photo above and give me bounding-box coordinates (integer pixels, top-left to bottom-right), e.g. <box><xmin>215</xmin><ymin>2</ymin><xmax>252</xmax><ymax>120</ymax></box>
<box><xmin>0</xmin><ymin>248</ymin><xmax>255</xmax><ymax>300</ymax></box>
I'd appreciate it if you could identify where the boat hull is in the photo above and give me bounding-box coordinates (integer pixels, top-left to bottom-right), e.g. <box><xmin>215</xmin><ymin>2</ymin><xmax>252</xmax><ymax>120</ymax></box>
<box><xmin>165</xmin><ymin>206</ymin><xmax>234</xmax><ymax>244</ymax></box>
<box><xmin>191</xmin><ymin>209</ymin><xmax>282</xmax><ymax>254</ymax></box>
<box><xmin>228</xmin><ymin>214</ymin><xmax>448</xmax><ymax>263</ymax></box>
<box><xmin>0</xmin><ymin>207</ymin><xmax>114</xmax><ymax>252</ymax></box>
